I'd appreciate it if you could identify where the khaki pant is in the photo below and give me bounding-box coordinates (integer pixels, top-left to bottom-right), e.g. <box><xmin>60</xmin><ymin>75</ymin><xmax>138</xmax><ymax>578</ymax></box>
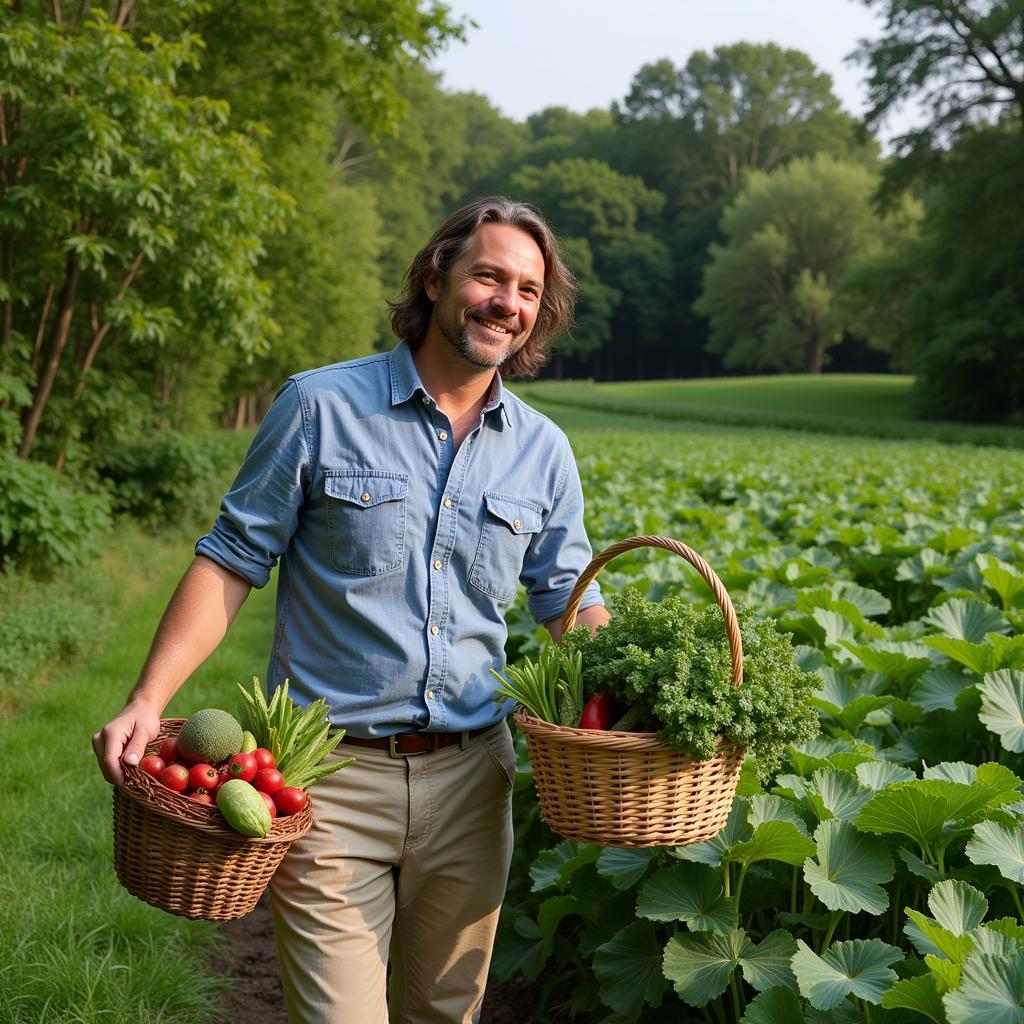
<box><xmin>269</xmin><ymin>722</ymin><xmax>517</xmax><ymax>1024</ymax></box>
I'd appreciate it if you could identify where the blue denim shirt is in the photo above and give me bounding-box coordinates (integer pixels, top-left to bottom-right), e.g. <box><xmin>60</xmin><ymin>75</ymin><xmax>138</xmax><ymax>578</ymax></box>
<box><xmin>195</xmin><ymin>342</ymin><xmax>603</xmax><ymax>737</ymax></box>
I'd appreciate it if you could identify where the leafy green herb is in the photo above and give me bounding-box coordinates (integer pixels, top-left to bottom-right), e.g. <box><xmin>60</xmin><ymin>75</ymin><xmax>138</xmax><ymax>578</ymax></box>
<box><xmin>491</xmin><ymin>646</ymin><xmax>583</xmax><ymax>727</ymax></box>
<box><xmin>562</xmin><ymin>588</ymin><xmax>819</xmax><ymax>780</ymax></box>
<box><xmin>236</xmin><ymin>676</ymin><xmax>353</xmax><ymax>790</ymax></box>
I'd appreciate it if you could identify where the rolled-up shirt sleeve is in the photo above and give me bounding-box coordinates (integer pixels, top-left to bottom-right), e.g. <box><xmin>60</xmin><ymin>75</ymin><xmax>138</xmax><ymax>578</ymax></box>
<box><xmin>195</xmin><ymin>380</ymin><xmax>310</xmax><ymax>588</ymax></box>
<box><xmin>520</xmin><ymin>436</ymin><xmax>603</xmax><ymax>625</ymax></box>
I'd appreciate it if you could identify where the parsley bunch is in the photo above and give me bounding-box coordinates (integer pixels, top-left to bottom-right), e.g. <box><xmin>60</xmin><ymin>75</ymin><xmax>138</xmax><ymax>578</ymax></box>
<box><xmin>562</xmin><ymin>588</ymin><xmax>819</xmax><ymax>781</ymax></box>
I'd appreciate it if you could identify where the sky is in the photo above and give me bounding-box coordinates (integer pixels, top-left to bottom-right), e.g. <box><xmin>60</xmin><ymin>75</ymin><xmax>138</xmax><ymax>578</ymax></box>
<box><xmin>430</xmin><ymin>0</ymin><xmax>913</xmax><ymax>140</ymax></box>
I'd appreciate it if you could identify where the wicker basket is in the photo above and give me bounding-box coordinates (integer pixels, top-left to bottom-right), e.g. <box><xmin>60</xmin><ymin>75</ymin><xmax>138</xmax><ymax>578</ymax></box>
<box><xmin>112</xmin><ymin>719</ymin><xmax>312</xmax><ymax>920</ymax></box>
<box><xmin>515</xmin><ymin>535</ymin><xmax>745</xmax><ymax>848</ymax></box>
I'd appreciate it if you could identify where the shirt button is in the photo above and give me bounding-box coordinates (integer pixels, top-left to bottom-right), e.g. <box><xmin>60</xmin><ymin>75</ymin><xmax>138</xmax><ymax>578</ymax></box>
<box><xmin>513</xmin><ymin>518</ymin><xmax>521</xmax><ymax>530</ymax></box>
<box><xmin>433</xmin><ymin>559</ymin><xmax>442</xmax><ymax>570</ymax></box>
<box><xmin>421</xmin><ymin>395</ymin><xmax>431</xmax><ymax>405</ymax></box>
<box><xmin>426</xmin><ymin>689</ymin><xmax>434</xmax><ymax>700</ymax></box>
<box><xmin>443</xmin><ymin>497</ymin><xmax>452</xmax><ymax>509</ymax></box>
<box><xmin>438</xmin><ymin>430</ymin><xmax>448</xmax><ymax>441</ymax></box>
<box><xmin>430</xmin><ymin>624</ymin><xmax>440</xmax><ymax>635</ymax></box>
<box><xmin>361</xmin><ymin>492</ymin><xmax>371</xmax><ymax>502</ymax></box>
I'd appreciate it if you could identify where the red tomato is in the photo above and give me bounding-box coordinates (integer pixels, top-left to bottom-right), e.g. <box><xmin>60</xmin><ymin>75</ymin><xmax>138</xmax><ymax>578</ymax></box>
<box><xmin>138</xmin><ymin>755</ymin><xmax>166</xmax><ymax>779</ymax></box>
<box><xmin>253</xmin><ymin>748</ymin><xmax>276</xmax><ymax>770</ymax></box>
<box><xmin>253</xmin><ymin>768</ymin><xmax>284</xmax><ymax>795</ymax></box>
<box><xmin>259</xmin><ymin>791</ymin><xmax>278</xmax><ymax>818</ymax></box>
<box><xmin>189</xmin><ymin>791</ymin><xmax>215</xmax><ymax>805</ymax></box>
<box><xmin>189</xmin><ymin>764</ymin><xmax>219</xmax><ymax>791</ymax></box>
<box><xmin>208</xmin><ymin>765</ymin><xmax>230</xmax><ymax>794</ymax></box>
<box><xmin>158</xmin><ymin>736</ymin><xmax>180</xmax><ymax>763</ymax></box>
<box><xmin>579</xmin><ymin>692</ymin><xmax>616</xmax><ymax>730</ymax></box>
<box><xmin>274</xmin><ymin>787</ymin><xmax>308</xmax><ymax>816</ymax></box>
<box><xmin>227</xmin><ymin>752</ymin><xmax>258</xmax><ymax>782</ymax></box>
<box><xmin>160</xmin><ymin>763</ymin><xmax>189</xmax><ymax>792</ymax></box>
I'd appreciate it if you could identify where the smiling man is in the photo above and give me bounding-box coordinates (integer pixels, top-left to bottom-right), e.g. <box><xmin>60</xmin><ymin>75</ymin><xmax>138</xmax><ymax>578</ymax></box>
<box><xmin>93</xmin><ymin>197</ymin><xmax>609</xmax><ymax>1023</ymax></box>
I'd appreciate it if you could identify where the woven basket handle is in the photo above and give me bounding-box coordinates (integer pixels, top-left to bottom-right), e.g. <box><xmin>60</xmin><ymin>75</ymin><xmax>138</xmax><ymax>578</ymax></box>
<box><xmin>560</xmin><ymin>534</ymin><xmax>744</xmax><ymax>686</ymax></box>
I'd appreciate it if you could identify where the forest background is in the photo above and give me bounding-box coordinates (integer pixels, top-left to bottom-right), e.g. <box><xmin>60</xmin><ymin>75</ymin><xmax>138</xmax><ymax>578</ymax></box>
<box><xmin>1</xmin><ymin>0</ymin><xmax>1022</xmax><ymax>573</ymax></box>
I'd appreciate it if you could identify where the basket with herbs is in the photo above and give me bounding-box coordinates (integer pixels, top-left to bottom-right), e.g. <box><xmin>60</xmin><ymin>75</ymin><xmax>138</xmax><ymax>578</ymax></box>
<box><xmin>492</xmin><ymin>535</ymin><xmax>818</xmax><ymax>847</ymax></box>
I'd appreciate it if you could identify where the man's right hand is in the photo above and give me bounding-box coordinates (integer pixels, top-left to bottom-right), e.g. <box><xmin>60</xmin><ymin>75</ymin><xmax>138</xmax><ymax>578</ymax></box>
<box><xmin>92</xmin><ymin>699</ymin><xmax>162</xmax><ymax>787</ymax></box>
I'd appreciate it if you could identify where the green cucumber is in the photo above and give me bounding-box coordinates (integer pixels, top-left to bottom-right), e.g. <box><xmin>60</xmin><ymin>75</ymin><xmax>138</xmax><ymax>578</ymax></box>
<box><xmin>216</xmin><ymin>779</ymin><xmax>271</xmax><ymax>838</ymax></box>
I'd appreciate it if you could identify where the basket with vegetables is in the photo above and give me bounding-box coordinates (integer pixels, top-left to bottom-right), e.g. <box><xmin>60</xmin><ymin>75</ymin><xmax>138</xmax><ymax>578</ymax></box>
<box><xmin>112</xmin><ymin>678</ymin><xmax>352</xmax><ymax>920</ymax></box>
<box><xmin>493</xmin><ymin>535</ymin><xmax>818</xmax><ymax>848</ymax></box>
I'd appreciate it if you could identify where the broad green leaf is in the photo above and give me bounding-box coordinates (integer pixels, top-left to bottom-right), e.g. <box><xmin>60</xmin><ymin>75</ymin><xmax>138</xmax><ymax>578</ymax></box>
<box><xmin>905</xmin><ymin>909</ymin><xmax>975</xmax><ymax>963</ymax></box>
<box><xmin>813</xmin><ymin>608</ymin><xmax>857</xmax><ymax>649</ymax></box>
<box><xmin>636</xmin><ymin>863</ymin><xmax>737</xmax><ymax>932</ymax></box>
<box><xmin>805</xmin><ymin>769</ymin><xmax>874</xmax><ymax>822</ymax></box>
<box><xmin>727</xmin><ymin>820</ymin><xmax>818</xmax><ymax>867</ymax></box>
<box><xmin>912</xmin><ymin>668</ymin><xmax>975</xmax><ymax>712</ymax></box>
<box><xmin>593</xmin><ymin>920</ymin><xmax>666</xmax><ymax>1017</ymax></box>
<box><xmin>749</xmin><ymin>794</ymin><xmax>810</xmax><ymax>835</ymax></box>
<box><xmin>842</xmin><ymin>640</ymin><xmax>934</xmax><ymax>684</ymax></box>
<box><xmin>924</xmin><ymin>599</ymin><xmax>1010</xmax><ymax>642</ymax></box>
<box><xmin>989</xmin><ymin>635</ymin><xmax>1024</xmax><ymax>671</ymax></box>
<box><xmin>671</xmin><ymin>798</ymin><xmax>752</xmax><ymax>867</ymax></box>
<box><xmin>596</xmin><ymin>847</ymin><xmax>659</xmax><ymax>890</ymax></box>
<box><xmin>898</xmin><ymin>848</ymin><xmax>943</xmax><ymax>881</ymax></box>
<box><xmin>537</xmin><ymin>895</ymin><xmax>580</xmax><ymax>938</ymax></box>
<box><xmin>979</xmin><ymin>556</ymin><xmax>1024</xmax><ymax>610</ymax></box>
<box><xmin>803</xmin><ymin>819</ymin><xmax>894</xmax><ymax>915</ymax></box>
<box><xmin>898</xmin><ymin>549</ymin><xmax>949</xmax><ymax>583</ymax></box>
<box><xmin>943</xmin><ymin>951</ymin><xmax>1024</xmax><ymax>1024</ymax></box>
<box><xmin>973</xmin><ymin>927</ymin><xmax>1024</xmax><ymax>958</ymax></box>
<box><xmin>832</xmin><ymin>581</ymin><xmax>891</xmax><ymax>619</ymax></box>
<box><xmin>966</xmin><ymin>820</ymin><xmax>1024</xmax><ymax>884</ymax></box>
<box><xmin>858</xmin><ymin>784</ymin><xmax>957</xmax><ymax>849</ymax></box>
<box><xmin>491</xmin><ymin>916</ymin><xmax>549</xmax><ymax>981</ymax></box>
<box><xmin>925</xmin><ymin>636</ymin><xmax>994</xmax><ymax>675</ymax></box>
<box><xmin>741</xmin><ymin>985</ymin><xmax>805</xmax><ymax>1024</ymax></box>
<box><xmin>929</xmin><ymin>880</ymin><xmax>989</xmax><ymax>935</ymax></box>
<box><xmin>978</xmin><ymin>670</ymin><xmax>1024</xmax><ymax>752</ymax></box>
<box><xmin>923</xmin><ymin>761</ymin><xmax>979</xmax><ymax>784</ymax></box>
<box><xmin>530</xmin><ymin>840</ymin><xmax>601</xmax><ymax>891</ymax></box>
<box><xmin>881</xmin><ymin>974</ymin><xmax>948</xmax><ymax>1022</ymax></box>
<box><xmin>856</xmin><ymin>761</ymin><xmax>917</xmax><ymax>790</ymax></box>
<box><xmin>792</xmin><ymin>938</ymin><xmax>903</xmax><ymax>1010</ymax></box>
<box><xmin>663</xmin><ymin>929</ymin><xmax>797</xmax><ymax>1007</ymax></box>
<box><xmin>985</xmin><ymin>919</ymin><xmax>1024</xmax><ymax>947</ymax></box>
<box><xmin>928</xmin><ymin>954</ymin><xmax>963</xmax><ymax>991</ymax></box>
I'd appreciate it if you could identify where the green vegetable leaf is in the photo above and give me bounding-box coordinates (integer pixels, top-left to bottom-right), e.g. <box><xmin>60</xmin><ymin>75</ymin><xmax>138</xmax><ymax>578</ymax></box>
<box><xmin>943</xmin><ymin>951</ymin><xmax>1024</xmax><ymax>1024</ymax></box>
<box><xmin>924</xmin><ymin>599</ymin><xmax>1010</xmax><ymax>642</ymax></box>
<box><xmin>529</xmin><ymin>841</ymin><xmax>601</xmax><ymax>891</ymax></box>
<box><xmin>803</xmin><ymin>819</ymin><xmax>894</xmax><ymax>915</ymax></box>
<box><xmin>595</xmin><ymin>847</ymin><xmax>659</xmax><ymax>890</ymax></box>
<box><xmin>671</xmin><ymin>798</ymin><xmax>752</xmax><ymax>867</ymax></box>
<box><xmin>592</xmin><ymin>920</ymin><xmax>666</xmax><ymax>1017</ymax></box>
<box><xmin>966</xmin><ymin>821</ymin><xmax>1024</xmax><ymax>884</ymax></box>
<box><xmin>804</xmin><ymin>769</ymin><xmax>874</xmax><ymax>822</ymax></box>
<box><xmin>748</xmin><ymin>794</ymin><xmax>810</xmax><ymax>835</ymax></box>
<box><xmin>925</xmin><ymin>636</ymin><xmax>994</xmax><ymax>675</ymax></box>
<box><xmin>727</xmin><ymin>819</ymin><xmax>818</xmax><ymax>867</ymax></box>
<box><xmin>898</xmin><ymin>848</ymin><xmax>943</xmax><ymax>881</ymax></box>
<box><xmin>855</xmin><ymin>760</ymin><xmax>917</xmax><ymax>790</ymax></box>
<box><xmin>978</xmin><ymin>670</ymin><xmax>1024</xmax><ymax>752</ymax></box>
<box><xmin>881</xmin><ymin>974</ymin><xmax>948</xmax><ymax>1022</ymax></box>
<box><xmin>930</xmin><ymin>880</ymin><xmax>989</xmax><ymax>935</ymax></box>
<box><xmin>979</xmin><ymin>556</ymin><xmax>1024</xmax><ymax>611</ymax></box>
<box><xmin>636</xmin><ymin>863</ymin><xmax>737</xmax><ymax>932</ymax></box>
<box><xmin>905</xmin><ymin>910</ymin><xmax>975</xmax><ymax>963</ymax></box>
<box><xmin>792</xmin><ymin>938</ymin><xmax>903</xmax><ymax>1010</ymax></box>
<box><xmin>741</xmin><ymin>985</ymin><xmax>805</xmax><ymax>1024</ymax></box>
<box><xmin>912</xmin><ymin>668</ymin><xmax>975</xmax><ymax>712</ymax></box>
<box><xmin>842</xmin><ymin>641</ymin><xmax>933</xmax><ymax>684</ymax></box>
<box><xmin>857</xmin><ymin>783</ymin><xmax>955</xmax><ymax>849</ymax></box>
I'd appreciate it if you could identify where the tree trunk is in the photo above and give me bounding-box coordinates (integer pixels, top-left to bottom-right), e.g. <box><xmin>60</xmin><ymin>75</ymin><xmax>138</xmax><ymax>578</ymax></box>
<box><xmin>18</xmin><ymin>250</ymin><xmax>80</xmax><ymax>458</ymax></box>
<box><xmin>805</xmin><ymin>335</ymin><xmax>823</xmax><ymax>374</ymax></box>
<box><xmin>233</xmin><ymin>395</ymin><xmax>246</xmax><ymax>431</ymax></box>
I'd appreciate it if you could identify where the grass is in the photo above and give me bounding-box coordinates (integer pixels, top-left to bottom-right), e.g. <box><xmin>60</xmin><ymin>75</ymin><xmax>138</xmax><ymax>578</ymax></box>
<box><xmin>0</xmin><ymin>525</ymin><xmax>277</xmax><ymax>1023</ymax></box>
<box><xmin>516</xmin><ymin>375</ymin><xmax>1024</xmax><ymax>448</ymax></box>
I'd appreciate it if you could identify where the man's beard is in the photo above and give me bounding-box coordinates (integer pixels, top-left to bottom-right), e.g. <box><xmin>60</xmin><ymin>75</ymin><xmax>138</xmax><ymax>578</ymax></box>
<box><xmin>437</xmin><ymin>304</ymin><xmax>522</xmax><ymax>369</ymax></box>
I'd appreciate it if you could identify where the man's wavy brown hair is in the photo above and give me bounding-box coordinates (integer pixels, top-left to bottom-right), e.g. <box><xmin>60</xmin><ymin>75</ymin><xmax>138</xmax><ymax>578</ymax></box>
<box><xmin>388</xmin><ymin>197</ymin><xmax>577</xmax><ymax>378</ymax></box>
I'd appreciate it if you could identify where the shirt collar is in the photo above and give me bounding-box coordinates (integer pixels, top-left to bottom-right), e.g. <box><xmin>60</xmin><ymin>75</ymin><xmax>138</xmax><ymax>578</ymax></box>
<box><xmin>388</xmin><ymin>342</ymin><xmax>512</xmax><ymax>427</ymax></box>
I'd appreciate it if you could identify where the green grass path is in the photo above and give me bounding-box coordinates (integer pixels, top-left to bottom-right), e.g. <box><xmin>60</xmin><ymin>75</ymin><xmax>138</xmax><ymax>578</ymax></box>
<box><xmin>0</xmin><ymin>528</ymin><xmax>276</xmax><ymax>1024</ymax></box>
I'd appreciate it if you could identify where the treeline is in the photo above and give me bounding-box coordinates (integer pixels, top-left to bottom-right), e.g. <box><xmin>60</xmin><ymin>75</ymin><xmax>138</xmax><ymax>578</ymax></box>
<box><xmin>1</xmin><ymin>1</ymin><xmax>1022</xmax><ymax>573</ymax></box>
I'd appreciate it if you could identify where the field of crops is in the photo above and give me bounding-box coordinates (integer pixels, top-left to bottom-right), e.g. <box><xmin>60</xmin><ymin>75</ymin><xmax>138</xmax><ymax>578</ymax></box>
<box><xmin>497</xmin><ymin>403</ymin><xmax>1024</xmax><ymax>1023</ymax></box>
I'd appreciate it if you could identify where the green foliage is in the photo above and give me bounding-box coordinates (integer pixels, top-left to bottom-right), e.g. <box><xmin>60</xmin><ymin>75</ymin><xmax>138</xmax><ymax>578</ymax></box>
<box><xmin>562</xmin><ymin>589</ymin><xmax>819</xmax><ymax>778</ymax></box>
<box><xmin>0</xmin><ymin>451</ymin><xmax>111</xmax><ymax>573</ymax></box>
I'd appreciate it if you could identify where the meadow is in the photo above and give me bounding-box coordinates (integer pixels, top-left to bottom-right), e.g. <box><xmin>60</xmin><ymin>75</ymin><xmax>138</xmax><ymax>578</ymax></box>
<box><xmin>3</xmin><ymin>386</ymin><xmax>1023</xmax><ymax>1022</ymax></box>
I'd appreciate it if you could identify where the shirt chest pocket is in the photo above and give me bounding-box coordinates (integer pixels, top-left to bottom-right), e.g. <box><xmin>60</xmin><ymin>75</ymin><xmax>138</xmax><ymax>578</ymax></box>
<box><xmin>325</xmin><ymin>471</ymin><xmax>409</xmax><ymax>575</ymax></box>
<box><xmin>469</xmin><ymin>492</ymin><xmax>544</xmax><ymax>603</ymax></box>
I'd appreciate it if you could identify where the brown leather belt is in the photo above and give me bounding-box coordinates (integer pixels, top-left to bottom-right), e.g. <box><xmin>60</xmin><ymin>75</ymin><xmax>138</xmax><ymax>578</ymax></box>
<box><xmin>341</xmin><ymin>728</ymin><xmax>489</xmax><ymax>758</ymax></box>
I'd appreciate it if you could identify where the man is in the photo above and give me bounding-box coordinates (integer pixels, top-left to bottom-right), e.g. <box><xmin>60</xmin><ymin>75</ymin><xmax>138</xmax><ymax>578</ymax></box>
<box><xmin>93</xmin><ymin>196</ymin><xmax>609</xmax><ymax>1023</ymax></box>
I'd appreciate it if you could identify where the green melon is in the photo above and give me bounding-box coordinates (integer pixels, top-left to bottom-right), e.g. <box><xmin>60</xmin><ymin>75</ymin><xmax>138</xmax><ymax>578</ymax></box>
<box><xmin>177</xmin><ymin>708</ymin><xmax>244</xmax><ymax>764</ymax></box>
<box><xmin>217</xmin><ymin>780</ymin><xmax>272</xmax><ymax>837</ymax></box>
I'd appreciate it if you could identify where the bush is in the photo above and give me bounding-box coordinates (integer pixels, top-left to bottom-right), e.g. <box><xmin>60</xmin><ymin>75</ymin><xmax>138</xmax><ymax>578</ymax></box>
<box><xmin>0</xmin><ymin>452</ymin><xmax>112</xmax><ymax>575</ymax></box>
<box><xmin>98</xmin><ymin>430</ymin><xmax>247</xmax><ymax>527</ymax></box>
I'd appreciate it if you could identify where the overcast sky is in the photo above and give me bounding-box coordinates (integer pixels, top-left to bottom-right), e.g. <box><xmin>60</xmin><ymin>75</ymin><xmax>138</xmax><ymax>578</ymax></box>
<box><xmin>430</xmin><ymin>0</ymin><xmax>912</xmax><ymax>140</ymax></box>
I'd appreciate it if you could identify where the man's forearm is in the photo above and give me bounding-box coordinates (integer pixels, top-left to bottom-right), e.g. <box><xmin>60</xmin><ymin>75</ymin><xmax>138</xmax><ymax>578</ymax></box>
<box><xmin>545</xmin><ymin>603</ymin><xmax>611</xmax><ymax>645</ymax></box>
<box><xmin>130</xmin><ymin>555</ymin><xmax>253</xmax><ymax>712</ymax></box>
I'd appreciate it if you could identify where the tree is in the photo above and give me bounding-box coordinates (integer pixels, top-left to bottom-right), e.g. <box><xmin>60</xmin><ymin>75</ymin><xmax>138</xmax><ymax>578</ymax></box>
<box><xmin>0</xmin><ymin>13</ymin><xmax>289</xmax><ymax>463</ymax></box>
<box><xmin>695</xmin><ymin>154</ymin><xmax>920</xmax><ymax>374</ymax></box>
<box><xmin>853</xmin><ymin>0</ymin><xmax>1024</xmax><ymax>159</ymax></box>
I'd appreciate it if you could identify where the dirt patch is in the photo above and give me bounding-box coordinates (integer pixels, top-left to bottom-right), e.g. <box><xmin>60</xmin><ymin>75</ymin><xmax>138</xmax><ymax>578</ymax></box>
<box><xmin>213</xmin><ymin>896</ymin><xmax>535</xmax><ymax>1023</ymax></box>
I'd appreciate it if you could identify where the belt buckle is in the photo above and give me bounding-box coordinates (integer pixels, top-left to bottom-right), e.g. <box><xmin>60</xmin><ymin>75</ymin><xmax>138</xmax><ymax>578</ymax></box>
<box><xmin>388</xmin><ymin>734</ymin><xmax>429</xmax><ymax>758</ymax></box>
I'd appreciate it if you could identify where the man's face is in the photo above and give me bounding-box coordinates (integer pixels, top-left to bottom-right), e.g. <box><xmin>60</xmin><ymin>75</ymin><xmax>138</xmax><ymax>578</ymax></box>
<box><xmin>425</xmin><ymin>222</ymin><xmax>545</xmax><ymax>370</ymax></box>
